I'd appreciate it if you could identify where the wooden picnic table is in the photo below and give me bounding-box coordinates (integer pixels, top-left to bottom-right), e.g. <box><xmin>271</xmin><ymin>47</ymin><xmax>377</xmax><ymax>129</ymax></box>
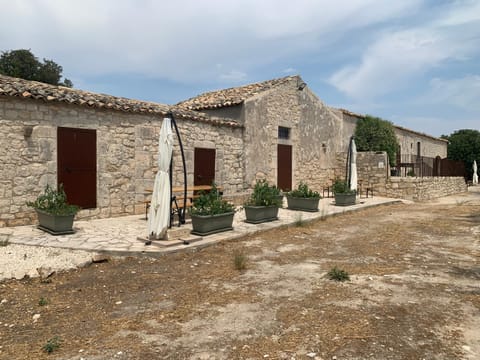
<box><xmin>144</xmin><ymin>185</ymin><xmax>223</xmax><ymax>226</ymax></box>
<box><xmin>146</xmin><ymin>185</ymin><xmax>222</xmax><ymax>193</ymax></box>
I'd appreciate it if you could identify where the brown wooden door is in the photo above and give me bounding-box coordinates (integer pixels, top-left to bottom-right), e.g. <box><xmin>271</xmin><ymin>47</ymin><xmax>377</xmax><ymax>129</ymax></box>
<box><xmin>277</xmin><ymin>144</ymin><xmax>292</xmax><ymax>191</ymax></box>
<box><xmin>194</xmin><ymin>148</ymin><xmax>216</xmax><ymax>186</ymax></box>
<box><xmin>57</xmin><ymin>127</ymin><xmax>97</xmax><ymax>208</ymax></box>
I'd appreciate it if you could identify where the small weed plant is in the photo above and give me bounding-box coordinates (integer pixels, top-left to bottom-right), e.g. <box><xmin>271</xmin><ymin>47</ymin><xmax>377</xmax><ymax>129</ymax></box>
<box><xmin>38</xmin><ymin>297</ymin><xmax>48</xmax><ymax>306</ymax></box>
<box><xmin>233</xmin><ymin>251</ymin><xmax>248</xmax><ymax>271</ymax></box>
<box><xmin>0</xmin><ymin>236</ymin><xmax>9</xmax><ymax>247</ymax></box>
<box><xmin>294</xmin><ymin>213</ymin><xmax>306</xmax><ymax>227</ymax></box>
<box><xmin>42</xmin><ymin>336</ymin><xmax>61</xmax><ymax>353</ymax></box>
<box><xmin>327</xmin><ymin>266</ymin><xmax>350</xmax><ymax>282</ymax></box>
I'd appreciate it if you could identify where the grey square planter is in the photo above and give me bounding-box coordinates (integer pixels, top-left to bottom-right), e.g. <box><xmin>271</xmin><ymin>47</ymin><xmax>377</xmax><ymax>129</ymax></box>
<box><xmin>36</xmin><ymin>210</ymin><xmax>75</xmax><ymax>235</ymax></box>
<box><xmin>286</xmin><ymin>196</ymin><xmax>320</xmax><ymax>212</ymax></box>
<box><xmin>334</xmin><ymin>193</ymin><xmax>356</xmax><ymax>206</ymax></box>
<box><xmin>244</xmin><ymin>205</ymin><xmax>279</xmax><ymax>224</ymax></box>
<box><xmin>191</xmin><ymin>212</ymin><xmax>234</xmax><ymax>236</ymax></box>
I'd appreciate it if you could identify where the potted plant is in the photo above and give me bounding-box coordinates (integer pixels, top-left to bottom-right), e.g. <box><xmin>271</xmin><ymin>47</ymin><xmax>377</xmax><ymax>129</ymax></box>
<box><xmin>26</xmin><ymin>184</ymin><xmax>80</xmax><ymax>235</ymax></box>
<box><xmin>244</xmin><ymin>180</ymin><xmax>282</xmax><ymax>224</ymax></box>
<box><xmin>190</xmin><ymin>183</ymin><xmax>235</xmax><ymax>236</ymax></box>
<box><xmin>333</xmin><ymin>179</ymin><xmax>356</xmax><ymax>206</ymax></box>
<box><xmin>286</xmin><ymin>182</ymin><xmax>321</xmax><ymax>212</ymax></box>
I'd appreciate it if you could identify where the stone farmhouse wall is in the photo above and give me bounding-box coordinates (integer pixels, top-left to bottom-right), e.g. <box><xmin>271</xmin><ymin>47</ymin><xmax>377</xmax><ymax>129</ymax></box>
<box><xmin>173</xmin><ymin>119</ymin><xmax>245</xmax><ymax>196</ymax></box>
<box><xmin>329</xmin><ymin>108</ymin><xmax>357</xmax><ymax>151</ymax></box>
<box><xmin>196</xmin><ymin>77</ymin><xmax>345</xmax><ymax>194</ymax></box>
<box><xmin>0</xmin><ymin>97</ymin><xmax>244</xmax><ymax>227</ymax></box>
<box><xmin>394</xmin><ymin>125</ymin><xmax>447</xmax><ymax>159</ymax></box>
<box><xmin>242</xmin><ymin>78</ymin><xmax>342</xmax><ymax>193</ymax></box>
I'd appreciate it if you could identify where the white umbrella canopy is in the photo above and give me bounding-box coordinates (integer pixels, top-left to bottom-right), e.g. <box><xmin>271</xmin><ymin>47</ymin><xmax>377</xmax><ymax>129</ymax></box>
<box><xmin>148</xmin><ymin>117</ymin><xmax>173</xmax><ymax>239</ymax></box>
<box><xmin>348</xmin><ymin>137</ymin><xmax>358</xmax><ymax>191</ymax></box>
<box><xmin>473</xmin><ymin>160</ymin><xmax>478</xmax><ymax>185</ymax></box>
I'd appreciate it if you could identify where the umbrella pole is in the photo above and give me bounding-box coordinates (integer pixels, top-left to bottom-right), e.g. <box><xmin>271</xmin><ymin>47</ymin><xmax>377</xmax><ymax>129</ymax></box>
<box><xmin>346</xmin><ymin>136</ymin><xmax>352</xmax><ymax>188</ymax></box>
<box><xmin>169</xmin><ymin>112</ymin><xmax>188</xmax><ymax>225</ymax></box>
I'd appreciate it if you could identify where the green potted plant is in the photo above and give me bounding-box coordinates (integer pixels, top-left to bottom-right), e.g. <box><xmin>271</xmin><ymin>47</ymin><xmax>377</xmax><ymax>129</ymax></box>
<box><xmin>333</xmin><ymin>179</ymin><xmax>356</xmax><ymax>206</ymax></box>
<box><xmin>244</xmin><ymin>180</ymin><xmax>282</xmax><ymax>224</ymax></box>
<box><xmin>286</xmin><ymin>182</ymin><xmax>321</xmax><ymax>212</ymax></box>
<box><xmin>26</xmin><ymin>184</ymin><xmax>80</xmax><ymax>234</ymax></box>
<box><xmin>190</xmin><ymin>183</ymin><xmax>235</xmax><ymax>236</ymax></box>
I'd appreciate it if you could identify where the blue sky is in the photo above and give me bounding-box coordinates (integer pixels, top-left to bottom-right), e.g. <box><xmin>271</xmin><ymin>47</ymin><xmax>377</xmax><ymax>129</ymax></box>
<box><xmin>1</xmin><ymin>0</ymin><xmax>479</xmax><ymax>137</ymax></box>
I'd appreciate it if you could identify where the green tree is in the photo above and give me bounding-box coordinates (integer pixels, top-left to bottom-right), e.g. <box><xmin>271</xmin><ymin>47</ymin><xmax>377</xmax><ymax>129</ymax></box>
<box><xmin>0</xmin><ymin>49</ymin><xmax>73</xmax><ymax>87</ymax></box>
<box><xmin>443</xmin><ymin>129</ymin><xmax>480</xmax><ymax>179</ymax></box>
<box><xmin>354</xmin><ymin>115</ymin><xmax>399</xmax><ymax>166</ymax></box>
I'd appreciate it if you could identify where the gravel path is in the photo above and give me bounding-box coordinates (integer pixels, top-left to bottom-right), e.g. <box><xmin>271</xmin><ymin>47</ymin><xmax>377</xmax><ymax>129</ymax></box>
<box><xmin>0</xmin><ymin>243</ymin><xmax>94</xmax><ymax>282</ymax></box>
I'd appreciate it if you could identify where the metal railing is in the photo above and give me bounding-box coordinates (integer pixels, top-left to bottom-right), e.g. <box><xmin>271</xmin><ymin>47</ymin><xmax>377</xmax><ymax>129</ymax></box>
<box><xmin>394</xmin><ymin>155</ymin><xmax>465</xmax><ymax>178</ymax></box>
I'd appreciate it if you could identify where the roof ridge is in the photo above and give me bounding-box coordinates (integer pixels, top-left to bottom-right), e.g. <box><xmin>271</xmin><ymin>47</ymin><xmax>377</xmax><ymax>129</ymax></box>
<box><xmin>177</xmin><ymin>75</ymin><xmax>300</xmax><ymax>110</ymax></box>
<box><xmin>0</xmin><ymin>74</ymin><xmax>242</xmax><ymax>128</ymax></box>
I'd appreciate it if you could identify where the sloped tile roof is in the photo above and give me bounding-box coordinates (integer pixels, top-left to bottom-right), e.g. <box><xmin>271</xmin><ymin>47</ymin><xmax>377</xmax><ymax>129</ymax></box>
<box><xmin>178</xmin><ymin>75</ymin><xmax>300</xmax><ymax>110</ymax></box>
<box><xmin>0</xmin><ymin>75</ymin><xmax>241</xmax><ymax>128</ymax></box>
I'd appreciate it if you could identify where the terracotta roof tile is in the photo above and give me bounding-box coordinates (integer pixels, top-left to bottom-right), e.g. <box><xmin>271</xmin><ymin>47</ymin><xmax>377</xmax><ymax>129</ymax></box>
<box><xmin>178</xmin><ymin>75</ymin><xmax>300</xmax><ymax>110</ymax></box>
<box><xmin>0</xmin><ymin>75</ymin><xmax>241</xmax><ymax>128</ymax></box>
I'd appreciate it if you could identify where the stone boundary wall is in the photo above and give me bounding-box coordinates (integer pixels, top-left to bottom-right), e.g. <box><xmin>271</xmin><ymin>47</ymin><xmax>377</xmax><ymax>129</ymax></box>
<box><xmin>356</xmin><ymin>152</ymin><xmax>389</xmax><ymax>195</ymax></box>
<box><xmin>336</xmin><ymin>151</ymin><xmax>467</xmax><ymax>200</ymax></box>
<box><xmin>384</xmin><ymin>176</ymin><xmax>467</xmax><ymax>201</ymax></box>
<box><xmin>334</xmin><ymin>151</ymin><xmax>389</xmax><ymax>194</ymax></box>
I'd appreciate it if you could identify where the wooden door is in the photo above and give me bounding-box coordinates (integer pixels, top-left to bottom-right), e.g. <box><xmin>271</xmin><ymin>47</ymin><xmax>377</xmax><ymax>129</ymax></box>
<box><xmin>57</xmin><ymin>127</ymin><xmax>97</xmax><ymax>208</ymax></box>
<box><xmin>277</xmin><ymin>144</ymin><xmax>292</xmax><ymax>191</ymax></box>
<box><xmin>194</xmin><ymin>148</ymin><xmax>216</xmax><ymax>186</ymax></box>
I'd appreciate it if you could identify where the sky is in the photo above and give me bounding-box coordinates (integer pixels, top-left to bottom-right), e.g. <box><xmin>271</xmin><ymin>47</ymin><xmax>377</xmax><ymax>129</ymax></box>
<box><xmin>0</xmin><ymin>0</ymin><xmax>479</xmax><ymax>137</ymax></box>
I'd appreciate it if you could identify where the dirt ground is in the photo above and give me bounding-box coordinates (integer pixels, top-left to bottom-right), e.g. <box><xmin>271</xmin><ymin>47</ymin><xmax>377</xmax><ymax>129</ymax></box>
<box><xmin>1</xmin><ymin>194</ymin><xmax>479</xmax><ymax>360</ymax></box>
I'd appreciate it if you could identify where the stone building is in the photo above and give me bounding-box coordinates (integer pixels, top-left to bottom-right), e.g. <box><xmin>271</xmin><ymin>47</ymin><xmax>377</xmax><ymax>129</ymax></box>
<box><xmin>331</xmin><ymin>108</ymin><xmax>448</xmax><ymax>171</ymax></box>
<box><xmin>0</xmin><ymin>74</ymin><xmax>456</xmax><ymax>227</ymax></box>
<box><xmin>0</xmin><ymin>75</ymin><xmax>243</xmax><ymax>227</ymax></box>
<box><xmin>178</xmin><ymin>75</ymin><xmax>346</xmax><ymax>191</ymax></box>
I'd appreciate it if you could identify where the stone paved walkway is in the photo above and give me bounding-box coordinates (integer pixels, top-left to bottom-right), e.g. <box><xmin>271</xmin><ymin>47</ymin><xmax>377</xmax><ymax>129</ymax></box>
<box><xmin>0</xmin><ymin>196</ymin><xmax>401</xmax><ymax>256</ymax></box>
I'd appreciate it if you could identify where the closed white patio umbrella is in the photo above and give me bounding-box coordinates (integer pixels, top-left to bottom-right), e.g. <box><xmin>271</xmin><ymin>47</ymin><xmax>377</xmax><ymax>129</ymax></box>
<box><xmin>349</xmin><ymin>137</ymin><xmax>358</xmax><ymax>192</ymax></box>
<box><xmin>148</xmin><ymin>117</ymin><xmax>173</xmax><ymax>239</ymax></box>
<box><xmin>473</xmin><ymin>160</ymin><xmax>478</xmax><ymax>185</ymax></box>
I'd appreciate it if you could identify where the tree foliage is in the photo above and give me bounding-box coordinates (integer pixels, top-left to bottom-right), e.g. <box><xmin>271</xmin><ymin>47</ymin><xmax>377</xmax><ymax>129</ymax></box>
<box><xmin>0</xmin><ymin>49</ymin><xmax>73</xmax><ymax>87</ymax></box>
<box><xmin>443</xmin><ymin>129</ymin><xmax>480</xmax><ymax>179</ymax></box>
<box><xmin>354</xmin><ymin>115</ymin><xmax>399</xmax><ymax>166</ymax></box>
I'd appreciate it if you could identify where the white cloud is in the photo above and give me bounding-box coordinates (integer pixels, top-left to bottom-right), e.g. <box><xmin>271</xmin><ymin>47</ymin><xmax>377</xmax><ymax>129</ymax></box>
<box><xmin>329</xmin><ymin>1</ymin><xmax>480</xmax><ymax>100</ymax></box>
<box><xmin>0</xmin><ymin>0</ymin><xmax>421</xmax><ymax>83</ymax></box>
<box><xmin>427</xmin><ymin>75</ymin><xmax>480</xmax><ymax>111</ymax></box>
<box><xmin>219</xmin><ymin>70</ymin><xmax>247</xmax><ymax>82</ymax></box>
<box><xmin>433</xmin><ymin>0</ymin><xmax>480</xmax><ymax>26</ymax></box>
<box><xmin>392</xmin><ymin>115</ymin><xmax>479</xmax><ymax>137</ymax></box>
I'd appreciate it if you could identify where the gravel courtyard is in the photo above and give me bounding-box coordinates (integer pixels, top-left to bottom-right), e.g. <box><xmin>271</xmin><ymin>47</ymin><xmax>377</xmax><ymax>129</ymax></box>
<box><xmin>0</xmin><ymin>189</ymin><xmax>479</xmax><ymax>360</ymax></box>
